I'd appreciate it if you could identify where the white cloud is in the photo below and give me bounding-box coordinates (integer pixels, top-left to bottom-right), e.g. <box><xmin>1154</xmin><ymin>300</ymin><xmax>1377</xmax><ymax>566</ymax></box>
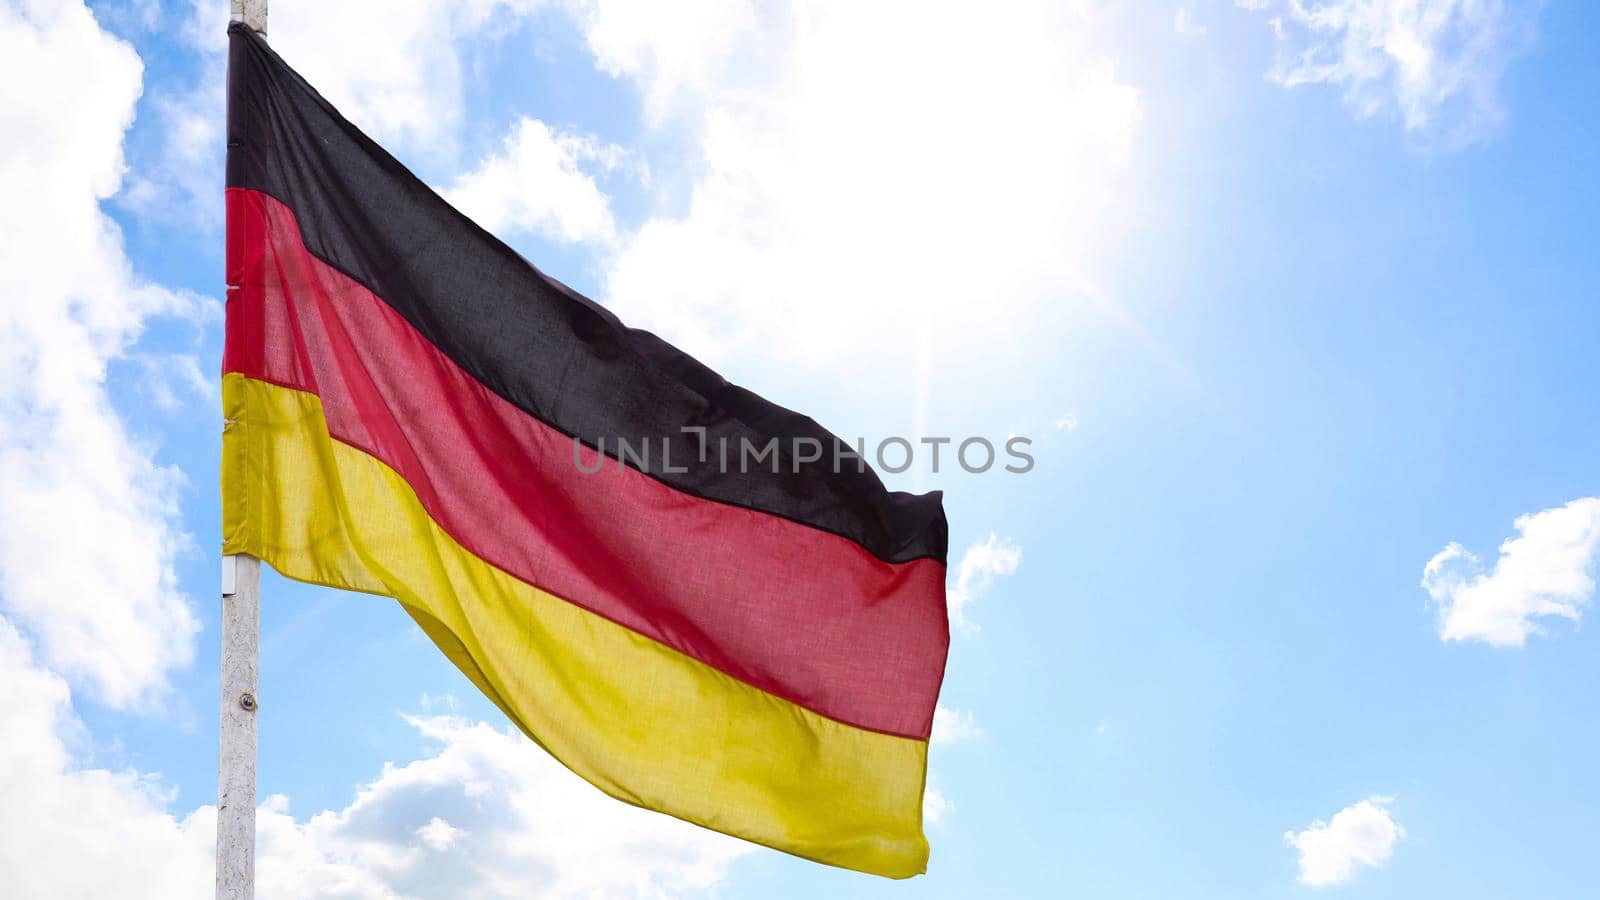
<box><xmin>931</xmin><ymin>705</ymin><xmax>983</xmax><ymax>745</ymax></box>
<box><xmin>1422</xmin><ymin>497</ymin><xmax>1600</xmax><ymax>647</ymax></box>
<box><xmin>184</xmin><ymin>0</ymin><xmax>553</xmax><ymax>153</ymax></box>
<box><xmin>948</xmin><ymin>533</ymin><xmax>1022</xmax><ymax>635</ymax></box>
<box><xmin>131</xmin><ymin>352</ymin><xmax>216</xmax><ymax>411</ymax></box>
<box><xmin>0</xmin><ymin>616</ymin><xmax>215</xmax><ymax>899</ymax></box>
<box><xmin>254</xmin><ymin>715</ymin><xmax>751</xmax><ymax>899</ymax></box>
<box><xmin>0</xmin><ymin>4</ymin><xmax>206</xmax><ymax>890</ymax></box>
<box><xmin>442</xmin><ymin>117</ymin><xmax>624</xmax><ymax>245</ymax></box>
<box><xmin>414</xmin><ymin>816</ymin><xmax>463</xmax><ymax>852</ymax></box>
<box><xmin>922</xmin><ymin>781</ymin><xmax>951</xmax><ymax>826</ymax></box>
<box><xmin>1055</xmin><ymin>413</ymin><xmax>1080</xmax><ymax>431</ymax></box>
<box><xmin>120</xmin><ymin>63</ymin><xmax>225</xmax><ymax>229</ymax></box>
<box><xmin>0</xmin><ymin>623</ymin><xmax>750</xmax><ymax>900</ymax></box>
<box><xmin>575</xmin><ymin>0</ymin><xmax>761</xmax><ymax>121</ymax></box>
<box><xmin>135</xmin><ymin>0</ymin><xmax>565</xmax><ymax>224</ymax></box>
<box><xmin>589</xmin><ymin>0</ymin><xmax>1140</xmax><ymax>369</ymax></box>
<box><xmin>0</xmin><ymin>0</ymin><xmax>202</xmax><ymax>708</ymax></box>
<box><xmin>1284</xmin><ymin>796</ymin><xmax>1403</xmax><ymax>887</ymax></box>
<box><xmin>1174</xmin><ymin>6</ymin><xmax>1207</xmax><ymax>38</ymax></box>
<box><xmin>1240</xmin><ymin>0</ymin><xmax>1540</xmax><ymax>146</ymax></box>
<box><xmin>0</xmin><ymin>3</ymin><xmax>214</xmax><ymax>887</ymax></box>
<box><xmin>924</xmin><ymin>706</ymin><xmax>981</xmax><ymax>827</ymax></box>
<box><xmin>267</xmin><ymin>0</ymin><xmax>554</xmax><ymax>156</ymax></box>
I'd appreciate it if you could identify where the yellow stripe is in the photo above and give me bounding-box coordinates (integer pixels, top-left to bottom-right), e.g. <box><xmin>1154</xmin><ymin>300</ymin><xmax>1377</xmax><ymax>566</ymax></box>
<box><xmin>221</xmin><ymin>373</ymin><xmax>930</xmax><ymax>877</ymax></box>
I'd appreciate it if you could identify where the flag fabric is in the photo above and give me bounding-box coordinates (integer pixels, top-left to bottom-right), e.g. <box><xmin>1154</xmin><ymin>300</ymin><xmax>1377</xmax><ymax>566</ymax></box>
<box><xmin>222</xmin><ymin>24</ymin><xmax>949</xmax><ymax>877</ymax></box>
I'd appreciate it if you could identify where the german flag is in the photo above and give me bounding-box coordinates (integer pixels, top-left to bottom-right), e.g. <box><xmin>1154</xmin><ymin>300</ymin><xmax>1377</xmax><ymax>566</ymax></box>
<box><xmin>222</xmin><ymin>24</ymin><xmax>948</xmax><ymax>877</ymax></box>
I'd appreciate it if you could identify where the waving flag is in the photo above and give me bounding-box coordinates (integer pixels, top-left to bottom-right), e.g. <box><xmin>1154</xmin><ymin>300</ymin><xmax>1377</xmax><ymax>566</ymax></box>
<box><xmin>222</xmin><ymin>23</ymin><xmax>948</xmax><ymax>877</ymax></box>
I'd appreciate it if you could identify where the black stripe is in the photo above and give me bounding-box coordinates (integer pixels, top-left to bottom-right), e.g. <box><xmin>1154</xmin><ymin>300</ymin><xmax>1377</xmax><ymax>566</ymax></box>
<box><xmin>226</xmin><ymin>24</ymin><xmax>946</xmax><ymax>565</ymax></box>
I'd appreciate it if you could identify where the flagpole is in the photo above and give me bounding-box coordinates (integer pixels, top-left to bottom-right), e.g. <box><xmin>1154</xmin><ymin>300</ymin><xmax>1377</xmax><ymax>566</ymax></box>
<box><xmin>217</xmin><ymin>553</ymin><xmax>259</xmax><ymax>900</ymax></box>
<box><xmin>220</xmin><ymin>6</ymin><xmax>266</xmax><ymax>900</ymax></box>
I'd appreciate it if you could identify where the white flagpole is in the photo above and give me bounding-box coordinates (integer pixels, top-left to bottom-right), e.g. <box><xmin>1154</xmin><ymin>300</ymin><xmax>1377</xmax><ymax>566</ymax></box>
<box><xmin>217</xmin><ymin>553</ymin><xmax>259</xmax><ymax>900</ymax></box>
<box><xmin>220</xmin><ymin>5</ymin><xmax>266</xmax><ymax>899</ymax></box>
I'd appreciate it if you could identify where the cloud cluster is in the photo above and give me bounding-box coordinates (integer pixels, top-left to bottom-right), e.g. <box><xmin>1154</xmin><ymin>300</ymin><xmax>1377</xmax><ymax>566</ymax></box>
<box><xmin>1283</xmin><ymin>796</ymin><xmax>1404</xmax><ymax>887</ymax></box>
<box><xmin>931</xmin><ymin>705</ymin><xmax>984</xmax><ymax>746</ymax></box>
<box><xmin>575</xmin><ymin>0</ymin><xmax>762</xmax><ymax>121</ymax></box>
<box><xmin>1240</xmin><ymin>0</ymin><xmax>1540</xmax><ymax>146</ymax></box>
<box><xmin>0</xmin><ymin>0</ymin><xmax>202</xmax><ymax>709</ymax></box>
<box><xmin>132</xmin><ymin>0</ymin><xmax>568</xmax><ymax>226</ymax></box>
<box><xmin>254</xmin><ymin>715</ymin><xmax>750</xmax><ymax>899</ymax></box>
<box><xmin>0</xmin><ymin>4</ymin><xmax>211</xmax><ymax>891</ymax></box>
<box><xmin>187</xmin><ymin>0</ymin><xmax>556</xmax><ymax>151</ymax></box>
<box><xmin>590</xmin><ymin>0</ymin><xmax>1140</xmax><ymax>368</ymax></box>
<box><xmin>1174</xmin><ymin>6</ymin><xmax>1207</xmax><ymax>38</ymax></box>
<box><xmin>442</xmin><ymin>116</ymin><xmax>627</xmax><ymax>245</ymax></box>
<box><xmin>1</xmin><ymin>625</ymin><xmax>751</xmax><ymax>899</ymax></box>
<box><xmin>1423</xmin><ymin>497</ymin><xmax>1600</xmax><ymax>647</ymax></box>
<box><xmin>947</xmin><ymin>533</ymin><xmax>1023</xmax><ymax>635</ymax></box>
<box><xmin>0</xmin><ymin>618</ymin><xmax>214</xmax><ymax>898</ymax></box>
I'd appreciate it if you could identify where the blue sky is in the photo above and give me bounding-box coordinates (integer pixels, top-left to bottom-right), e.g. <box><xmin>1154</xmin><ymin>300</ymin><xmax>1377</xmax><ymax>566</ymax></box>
<box><xmin>2</xmin><ymin>0</ymin><xmax>1598</xmax><ymax>896</ymax></box>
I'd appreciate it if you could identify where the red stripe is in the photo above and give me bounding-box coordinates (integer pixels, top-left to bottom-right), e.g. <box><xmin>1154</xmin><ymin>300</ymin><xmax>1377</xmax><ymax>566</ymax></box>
<box><xmin>225</xmin><ymin>188</ymin><xmax>947</xmax><ymax>740</ymax></box>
